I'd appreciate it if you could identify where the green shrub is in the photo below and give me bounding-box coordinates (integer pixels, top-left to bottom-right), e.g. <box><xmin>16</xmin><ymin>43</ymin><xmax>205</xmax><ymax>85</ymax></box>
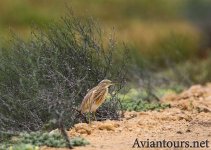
<box><xmin>70</xmin><ymin>136</ymin><xmax>89</xmax><ymax>146</ymax></box>
<box><xmin>18</xmin><ymin>132</ymin><xmax>89</xmax><ymax>147</ymax></box>
<box><xmin>19</xmin><ymin>132</ymin><xmax>67</xmax><ymax>147</ymax></box>
<box><xmin>7</xmin><ymin>144</ymin><xmax>38</xmax><ymax>150</ymax></box>
<box><xmin>0</xmin><ymin>131</ymin><xmax>89</xmax><ymax>149</ymax></box>
<box><xmin>122</xmin><ymin>100</ymin><xmax>170</xmax><ymax>112</ymax></box>
<box><xmin>0</xmin><ymin>12</ymin><xmax>128</xmax><ymax>133</ymax></box>
<box><xmin>119</xmin><ymin>88</ymin><xmax>170</xmax><ymax>112</ymax></box>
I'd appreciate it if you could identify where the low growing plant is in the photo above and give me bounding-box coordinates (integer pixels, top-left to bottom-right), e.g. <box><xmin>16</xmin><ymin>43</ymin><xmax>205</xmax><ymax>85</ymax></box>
<box><xmin>119</xmin><ymin>88</ymin><xmax>171</xmax><ymax>111</ymax></box>
<box><xmin>0</xmin><ymin>131</ymin><xmax>89</xmax><ymax>149</ymax></box>
<box><xmin>121</xmin><ymin>100</ymin><xmax>170</xmax><ymax>112</ymax></box>
<box><xmin>8</xmin><ymin>144</ymin><xmax>38</xmax><ymax>150</ymax></box>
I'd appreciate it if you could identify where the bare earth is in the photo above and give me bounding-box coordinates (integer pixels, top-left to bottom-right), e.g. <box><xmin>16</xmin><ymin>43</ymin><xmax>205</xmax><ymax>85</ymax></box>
<box><xmin>42</xmin><ymin>84</ymin><xmax>211</xmax><ymax>150</ymax></box>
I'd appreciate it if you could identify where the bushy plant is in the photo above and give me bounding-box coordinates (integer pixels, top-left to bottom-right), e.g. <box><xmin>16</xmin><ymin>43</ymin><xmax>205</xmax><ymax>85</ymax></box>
<box><xmin>70</xmin><ymin>136</ymin><xmax>89</xmax><ymax>146</ymax></box>
<box><xmin>0</xmin><ymin>12</ymin><xmax>128</xmax><ymax>134</ymax></box>
<box><xmin>0</xmin><ymin>131</ymin><xmax>89</xmax><ymax>149</ymax></box>
<box><xmin>19</xmin><ymin>132</ymin><xmax>89</xmax><ymax>147</ymax></box>
<box><xmin>19</xmin><ymin>132</ymin><xmax>67</xmax><ymax>147</ymax></box>
<box><xmin>119</xmin><ymin>88</ymin><xmax>170</xmax><ymax>111</ymax></box>
<box><xmin>121</xmin><ymin>100</ymin><xmax>170</xmax><ymax>112</ymax></box>
<box><xmin>7</xmin><ymin>144</ymin><xmax>38</xmax><ymax>150</ymax></box>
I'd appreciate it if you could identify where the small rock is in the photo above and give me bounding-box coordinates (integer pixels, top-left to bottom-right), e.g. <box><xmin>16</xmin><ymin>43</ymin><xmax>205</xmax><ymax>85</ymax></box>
<box><xmin>128</xmin><ymin>128</ymin><xmax>133</xmax><ymax>131</ymax></box>
<box><xmin>98</xmin><ymin>123</ymin><xmax>115</xmax><ymax>131</ymax></box>
<box><xmin>74</xmin><ymin>123</ymin><xmax>92</xmax><ymax>135</ymax></box>
<box><xmin>177</xmin><ymin>115</ymin><xmax>192</xmax><ymax>122</ymax></box>
<box><xmin>77</xmin><ymin>128</ymin><xmax>91</xmax><ymax>135</ymax></box>
<box><xmin>124</xmin><ymin>111</ymin><xmax>138</xmax><ymax>120</ymax></box>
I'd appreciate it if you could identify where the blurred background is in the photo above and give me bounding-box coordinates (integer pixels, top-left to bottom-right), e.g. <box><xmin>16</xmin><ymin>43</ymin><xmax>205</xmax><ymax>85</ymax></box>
<box><xmin>0</xmin><ymin>0</ymin><xmax>211</xmax><ymax>89</ymax></box>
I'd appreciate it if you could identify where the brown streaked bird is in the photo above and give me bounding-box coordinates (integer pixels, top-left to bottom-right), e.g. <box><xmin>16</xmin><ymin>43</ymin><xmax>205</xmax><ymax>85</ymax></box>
<box><xmin>80</xmin><ymin>79</ymin><xmax>114</xmax><ymax>124</ymax></box>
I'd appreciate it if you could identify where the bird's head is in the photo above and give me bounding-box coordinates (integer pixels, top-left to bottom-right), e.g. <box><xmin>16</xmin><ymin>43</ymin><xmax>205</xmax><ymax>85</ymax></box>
<box><xmin>98</xmin><ymin>79</ymin><xmax>114</xmax><ymax>87</ymax></box>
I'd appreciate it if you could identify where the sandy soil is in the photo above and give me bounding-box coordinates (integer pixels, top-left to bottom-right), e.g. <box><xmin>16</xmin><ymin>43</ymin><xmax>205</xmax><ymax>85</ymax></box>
<box><xmin>42</xmin><ymin>84</ymin><xmax>211</xmax><ymax>150</ymax></box>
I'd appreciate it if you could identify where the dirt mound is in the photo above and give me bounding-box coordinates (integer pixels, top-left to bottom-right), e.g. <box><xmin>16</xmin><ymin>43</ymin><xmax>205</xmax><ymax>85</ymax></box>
<box><xmin>42</xmin><ymin>84</ymin><xmax>211</xmax><ymax>150</ymax></box>
<box><xmin>162</xmin><ymin>84</ymin><xmax>211</xmax><ymax>112</ymax></box>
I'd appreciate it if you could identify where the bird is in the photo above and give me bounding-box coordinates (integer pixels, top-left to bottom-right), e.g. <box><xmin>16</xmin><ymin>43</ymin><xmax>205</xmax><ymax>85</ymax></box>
<box><xmin>79</xmin><ymin>79</ymin><xmax>114</xmax><ymax>124</ymax></box>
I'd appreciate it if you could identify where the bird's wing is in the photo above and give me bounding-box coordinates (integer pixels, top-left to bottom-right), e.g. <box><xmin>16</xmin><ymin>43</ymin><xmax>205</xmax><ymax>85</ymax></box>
<box><xmin>80</xmin><ymin>87</ymin><xmax>97</xmax><ymax>112</ymax></box>
<box><xmin>92</xmin><ymin>88</ymin><xmax>107</xmax><ymax>105</ymax></box>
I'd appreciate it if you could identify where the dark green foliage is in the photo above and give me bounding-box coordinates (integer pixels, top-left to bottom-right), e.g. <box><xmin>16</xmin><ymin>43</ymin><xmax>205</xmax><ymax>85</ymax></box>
<box><xmin>0</xmin><ymin>131</ymin><xmax>89</xmax><ymax>149</ymax></box>
<box><xmin>19</xmin><ymin>132</ymin><xmax>89</xmax><ymax>147</ymax></box>
<box><xmin>1</xmin><ymin>144</ymin><xmax>38</xmax><ymax>150</ymax></box>
<box><xmin>0</xmin><ymin>13</ymin><xmax>128</xmax><ymax>133</ymax></box>
<box><xmin>122</xmin><ymin>100</ymin><xmax>170</xmax><ymax>112</ymax></box>
<box><xmin>70</xmin><ymin>136</ymin><xmax>89</xmax><ymax>146</ymax></box>
<box><xmin>19</xmin><ymin>132</ymin><xmax>67</xmax><ymax>147</ymax></box>
<box><xmin>119</xmin><ymin>88</ymin><xmax>170</xmax><ymax>112</ymax></box>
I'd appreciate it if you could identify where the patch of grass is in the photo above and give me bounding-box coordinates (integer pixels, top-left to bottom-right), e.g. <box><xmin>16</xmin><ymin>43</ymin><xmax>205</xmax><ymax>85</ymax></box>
<box><xmin>0</xmin><ymin>131</ymin><xmax>89</xmax><ymax>149</ymax></box>
<box><xmin>6</xmin><ymin>144</ymin><xmax>38</xmax><ymax>150</ymax></box>
<box><xmin>121</xmin><ymin>100</ymin><xmax>170</xmax><ymax>112</ymax></box>
<box><xmin>19</xmin><ymin>132</ymin><xmax>67</xmax><ymax>147</ymax></box>
<box><xmin>70</xmin><ymin>137</ymin><xmax>90</xmax><ymax>147</ymax></box>
<box><xmin>119</xmin><ymin>88</ymin><xmax>171</xmax><ymax>112</ymax></box>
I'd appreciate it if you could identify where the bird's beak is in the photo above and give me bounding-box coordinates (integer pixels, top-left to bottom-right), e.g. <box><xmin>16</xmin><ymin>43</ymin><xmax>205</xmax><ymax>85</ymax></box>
<box><xmin>111</xmin><ymin>82</ymin><xmax>118</xmax><ymax>85</ymax></box>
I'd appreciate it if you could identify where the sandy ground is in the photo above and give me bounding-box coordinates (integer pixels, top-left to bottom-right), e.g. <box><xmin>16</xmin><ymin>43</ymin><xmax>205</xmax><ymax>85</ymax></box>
<box><xmin>42</xmin><ymin>84</ymin><xmax>211</xmax><ymax>150</ymax></box>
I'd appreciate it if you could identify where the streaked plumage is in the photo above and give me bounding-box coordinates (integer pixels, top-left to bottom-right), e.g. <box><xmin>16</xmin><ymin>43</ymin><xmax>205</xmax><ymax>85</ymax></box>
<box><xmin>80</xmin><ymin>79</ymin><xmax>114</xmax><ymax>123</ymax></box>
